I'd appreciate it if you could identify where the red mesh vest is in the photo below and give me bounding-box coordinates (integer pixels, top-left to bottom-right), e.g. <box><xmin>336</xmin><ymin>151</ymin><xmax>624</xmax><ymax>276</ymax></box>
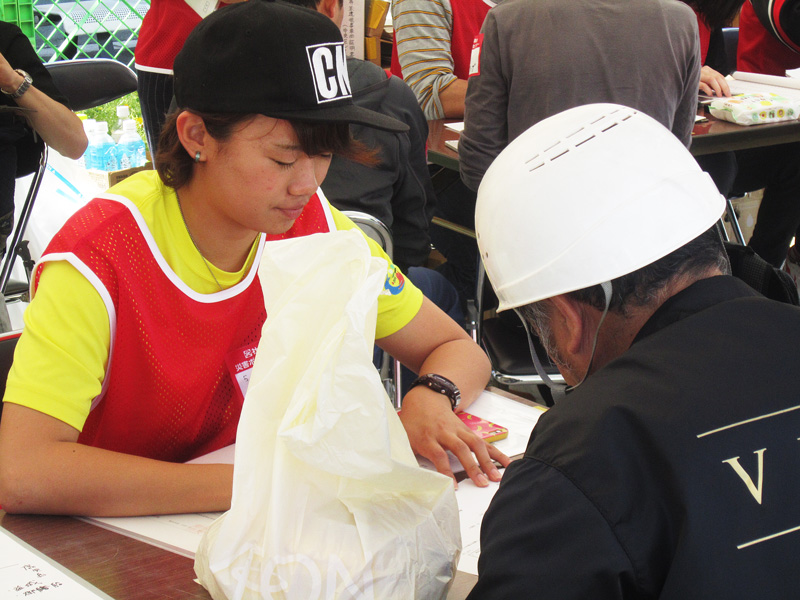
<box><xmin>391</xmin><ymin>0</ymin><xmax>493</xmax><ymax>80</ymax></box>
<box><xmin>35</xmin><ymin>191</ymin><xmax>333</xmax><ymax>462</ymax></box>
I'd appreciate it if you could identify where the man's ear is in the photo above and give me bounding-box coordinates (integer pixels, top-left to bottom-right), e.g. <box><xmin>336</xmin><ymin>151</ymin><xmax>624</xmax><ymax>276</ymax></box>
<box><xmin>318</xmin><ymin>0</ymin><xmax>338</xmax><ymax>20</ymax></box>
<box><xmin>547</xmin><ymin>295</ymin><xmax>591</xmax><ymax>358</ymax></box>
<box><xmin>175</xmin><ymin>111</ymin><xmax>209</xmax><ymax>162</ymax></box>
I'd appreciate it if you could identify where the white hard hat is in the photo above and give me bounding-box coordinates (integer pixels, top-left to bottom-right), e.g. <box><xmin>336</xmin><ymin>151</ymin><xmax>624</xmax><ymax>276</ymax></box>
<box><xmin>475</xmin><ymin>104</ymin><xmax>725</xmax><ymax>312</ymax></box>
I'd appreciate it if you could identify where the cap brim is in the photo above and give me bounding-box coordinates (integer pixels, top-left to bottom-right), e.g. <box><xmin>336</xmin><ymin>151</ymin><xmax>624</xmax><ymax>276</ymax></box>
<box><xmin>265</xmin><ymin>103</ymin><xmax>409</xmax><ymax>133</ymax></box>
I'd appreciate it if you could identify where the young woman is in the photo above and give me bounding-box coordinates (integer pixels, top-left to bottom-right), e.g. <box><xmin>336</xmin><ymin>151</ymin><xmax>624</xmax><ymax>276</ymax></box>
<box><xmin>0</xmin><ymin>0</ymin><xmax>506</xmax><ymax>517</ymax></box>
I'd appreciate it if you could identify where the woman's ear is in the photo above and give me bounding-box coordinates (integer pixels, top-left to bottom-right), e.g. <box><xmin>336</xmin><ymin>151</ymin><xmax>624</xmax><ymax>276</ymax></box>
<box><xmin>175</xmin><ymin>111</ymin><xmax>209</xmax><ymax>162</ymax></box>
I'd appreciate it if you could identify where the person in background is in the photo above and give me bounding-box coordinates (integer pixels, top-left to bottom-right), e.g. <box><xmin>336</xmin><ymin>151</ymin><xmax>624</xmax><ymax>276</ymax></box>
<box><xmin>459</xmin><ymin>0</ymin><xmax>701</xmax><ymax>193</ymax></box>
<box><xmin>738</xmin><ymin>0</ymin><xmax>800</xmax><ymax>75</ymax></box>
<box><xmin>0</xmin><ymin>21</ymin><xmax>87</xmax><ymax>259</ymax></box>
<box><xmin>469</xmin><ymin>103</ymin><xmax>800</xmax><ymax>599</ymax></box>
<box><xmin>283</xmin><ymin>0</ymin><xmax>436</xmax><ymax>272</ymax></box>
<box><xmin>283</xmin><ymin>0</ymin><xmax>464</xmax><ymax>365</ymax></box>
<box><xmin>134</xmin><ymin>0</ymin><xmax>244</xmax><ymax>156</ymax></box>
<box><xmin>390</xmin><ymin>0</ymin><xmax>499</xmax><ymax>120</ymax></box>
<box><xmin>0</xmin><ymin>0</ymin><xmax>506</xmax><ymax>518</ymax></box>
<box><xmin>691</xmin><ymin>0</ymin><xmax>800</xmax><ymax>270</ymax></box>
<box><xmin>390</xmin><ymin>0</ymin><xmax>503</xmax><ymax>314</ymax></box>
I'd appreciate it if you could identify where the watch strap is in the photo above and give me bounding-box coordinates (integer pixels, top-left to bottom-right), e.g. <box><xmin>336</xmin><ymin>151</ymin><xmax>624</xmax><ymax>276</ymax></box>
<box><xmin>3</xmin><ymin>69</ymin><xmax>32</xmax><ymax>99</ymax></box>
<box><xmin>408</xmin><ymin>373</ymin><xmax>461</xmax><ymax>411</ymax></box>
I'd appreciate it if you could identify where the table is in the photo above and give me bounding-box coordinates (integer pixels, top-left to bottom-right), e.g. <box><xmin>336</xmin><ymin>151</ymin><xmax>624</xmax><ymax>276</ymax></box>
<box><xmin>427</xmin><ymin>110</ymin><xmax>800</xmax><ymax>169</ymax></box>
<box><xmin>0</xmin><ymin>510</ymin><xmax>481</xmax><ymax>598</ymax></box>
<box><xmin>0</xmin><ymin>511</ymin><xmax>208</xmax><ymax>599</ymax></box>
<box><xmin>690</xmin><ymin>111</ymin><xmax>800</xmax><ymax>155</ymax></box>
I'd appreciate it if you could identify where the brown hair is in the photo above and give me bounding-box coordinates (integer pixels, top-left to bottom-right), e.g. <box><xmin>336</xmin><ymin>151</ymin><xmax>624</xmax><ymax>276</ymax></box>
<box><xmin>155</xmin><ymin>111</ymin><xmax>377</xmax><ymax>189</ymax></box>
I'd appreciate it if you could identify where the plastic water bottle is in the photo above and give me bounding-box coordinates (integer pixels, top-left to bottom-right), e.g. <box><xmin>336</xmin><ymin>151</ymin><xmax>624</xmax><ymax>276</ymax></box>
<box><xmin>88</xmin><ymin>121</ymin><xmax>119</xmax><ymax>171</ymax></box>
<box><xmin>111</xmin><ymin>104</ymin><xmax>130</xmax><ymax>143</ymax></box>
<box><xmin>116</xmin><ymin>120</ymin><xmax>147</xmax><ymax>169</ymax></box>
<box><xmin>77</xmin><ymin>118</ymin><xmax>96</xmax><ymax>169</ymax></box>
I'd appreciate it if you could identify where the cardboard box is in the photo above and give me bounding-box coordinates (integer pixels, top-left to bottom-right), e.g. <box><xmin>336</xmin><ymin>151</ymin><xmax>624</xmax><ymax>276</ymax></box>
<box><xmin>724</xmin><ymin>190</ymin><xmax>763</xmax><ymax>244</ymax></box>
<box><xmin>366</xmin><ymin>0</ymin><xmax>389</xmax><ymax>38</ymax></box>
<box><xmin>87</xmin><ymin>162</ymin><xmax>153</xmax><ymax>192</ymax></box>
<box><xmin>365</xmin><ymin>36</ymin><xmax>381</xmax><ymax>65</ymax></box>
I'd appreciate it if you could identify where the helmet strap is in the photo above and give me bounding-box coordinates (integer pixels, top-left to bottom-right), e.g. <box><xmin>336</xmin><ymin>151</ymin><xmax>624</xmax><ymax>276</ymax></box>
<box><xmin>516</xmin><ymin>281</ymin><xmax>612</xmax><ymax>400</ymax></box>
<box><xmin>515</xmin><ymin>308</ymin><xmax>568</xmax><ymax>400</ymax></box>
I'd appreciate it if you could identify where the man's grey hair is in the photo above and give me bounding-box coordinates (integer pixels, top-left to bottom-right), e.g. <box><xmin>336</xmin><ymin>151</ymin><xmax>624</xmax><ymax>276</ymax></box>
<box><xmin>515</xmin><ymin>225</ymin><xmax>730</xmax><ymax>355</ymax></box>
<box><xmin>560</xmin><ymin>225</ymin><xmax>729</xmax><ymax>315</ymax></box>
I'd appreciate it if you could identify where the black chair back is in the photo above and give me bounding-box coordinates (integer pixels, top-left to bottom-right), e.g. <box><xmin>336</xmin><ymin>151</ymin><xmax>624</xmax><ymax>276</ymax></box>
<box><xmin>44</xmin><ymin>59</ymin><xmax>138</xmax><ymax>112</ymax></box>
<box><xmin>1</xmin><ymin>59</ymin><xmax>138</xmax><ymax>295</ymax></box>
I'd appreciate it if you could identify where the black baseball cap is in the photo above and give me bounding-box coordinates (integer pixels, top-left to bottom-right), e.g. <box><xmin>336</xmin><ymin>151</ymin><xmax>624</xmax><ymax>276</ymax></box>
<box><xmin>173</xmin><ymin>0</ymin><xmax>408</xmax><ymax>133</ymax></box>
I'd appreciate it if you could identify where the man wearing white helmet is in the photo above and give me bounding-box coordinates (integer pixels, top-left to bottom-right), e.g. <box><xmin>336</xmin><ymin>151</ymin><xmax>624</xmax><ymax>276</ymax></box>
<box><xmin>468</xmin><ymin>104</ymin><xmax>800</xmax><ymax>598</ymax></box>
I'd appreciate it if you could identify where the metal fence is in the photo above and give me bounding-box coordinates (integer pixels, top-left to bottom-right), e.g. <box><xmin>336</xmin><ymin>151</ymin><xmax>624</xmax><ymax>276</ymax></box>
<box><xmin>32</xmin><ymin>0</ymin><xmax>149</xmax><ymax>66</ymax></box>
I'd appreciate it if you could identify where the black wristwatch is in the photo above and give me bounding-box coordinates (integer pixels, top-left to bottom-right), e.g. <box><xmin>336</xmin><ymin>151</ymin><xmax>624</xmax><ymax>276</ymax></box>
<box><xmin>409</xmin><ymin>373</ymin><xmax>461</xmax><ymax>411</ymax></box>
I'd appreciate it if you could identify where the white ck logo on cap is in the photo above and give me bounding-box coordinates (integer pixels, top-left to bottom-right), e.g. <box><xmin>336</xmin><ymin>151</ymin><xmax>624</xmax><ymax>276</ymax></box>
<box><xmin>306</xmin><ymin>42</ymin><xmax>352</xmax><ymax>104</ymax></box>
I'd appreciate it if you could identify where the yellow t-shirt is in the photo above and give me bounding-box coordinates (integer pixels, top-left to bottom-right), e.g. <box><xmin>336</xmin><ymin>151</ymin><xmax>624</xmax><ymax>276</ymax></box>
<box><xmin>5</xmin><ymin>171</ymin><xmax>422</xmax><ymax>431</ymax></box>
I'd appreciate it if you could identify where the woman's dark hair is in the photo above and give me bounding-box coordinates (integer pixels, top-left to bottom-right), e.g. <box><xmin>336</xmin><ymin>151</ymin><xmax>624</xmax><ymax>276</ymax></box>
<box><xmin>684</xmin><ymin>0</ymin><xmax>744</xmax><ymax>30</ymax></box>
<box><xmin>155</xmin><ymin>111</ymin><xmax>376</xmax><ymax>189</ymax></box>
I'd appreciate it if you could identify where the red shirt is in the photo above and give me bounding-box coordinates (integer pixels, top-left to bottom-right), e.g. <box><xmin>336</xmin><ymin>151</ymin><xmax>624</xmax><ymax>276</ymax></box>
<box><xmin>135</xmin><ymin>0</ymin><xmax>229</xmax><ymax>73</ymax></box>
<box><xmin>391</xmin><ymin>0</ymin><xmax>493</xmax><ymax>80</ymax></box>
<box><xmin>738</xmin><ymin>1</ymin><xmax>800</xmax><ymax>75</ymax></box>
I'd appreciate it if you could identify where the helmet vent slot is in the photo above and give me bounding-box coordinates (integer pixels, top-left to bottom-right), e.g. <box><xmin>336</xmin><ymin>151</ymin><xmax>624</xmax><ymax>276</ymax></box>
<box><xmin>521</xmin><ymin>107</ymin><xmax>636</xmax><ymax>173</ymax></box>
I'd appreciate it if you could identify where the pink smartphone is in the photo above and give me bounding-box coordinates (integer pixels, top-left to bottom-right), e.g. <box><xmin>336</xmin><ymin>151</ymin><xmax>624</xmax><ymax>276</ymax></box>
<box><xmin>458</xmin><ymin>412</ymin><xmax>508</xmax><ymax>442</ymax></box>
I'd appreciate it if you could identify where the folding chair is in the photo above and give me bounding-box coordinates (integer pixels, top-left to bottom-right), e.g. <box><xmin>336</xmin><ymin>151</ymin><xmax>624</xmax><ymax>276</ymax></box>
<box><xmin>343</xmin><ymin>210</ymin><xmax>403</xmax><ymax>409</ymax></box>
<box><xmin>474</xmin><ymin>260</ymin><xmax>564</xmax><ymax>405</ymax></box>
<box><xmin>0</xmin><ymin>59</ymin><xmax>138</xmax><ymax>298</ymax></box>
<box><xmin>703</xmin><ymin>27</ymin><xmax>748</xmax><ymax>245</ymax></box>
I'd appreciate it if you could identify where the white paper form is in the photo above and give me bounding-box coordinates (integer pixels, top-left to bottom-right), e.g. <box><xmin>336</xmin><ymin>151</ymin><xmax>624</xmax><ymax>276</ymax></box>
<box><xmin>454</xmin><ymin>470</ymin><xmax>504</xmax><ymax>576</ymax></box>
<box><xmin>727</xmin><ymin>71</ymin><xmax>800</xmax><ymax>100</ymax></box>
<box><xmin>78</xmin><ymin>512</ymin><xmax>221</xmax><ymax>559</ymax></box>
<box><xmin>468</xmin><ymin>390</ymin><xmax>546</xmax><ymax>457</ymax></box>
<box><xmin>82</xmin><ymin>391</ymin><xmax>545</xmax><ymax>569</ymax></box>
<box><xmin>447</xmin><ymin>392</ymin><xmax>546</xmax><ymax>575</ymax></box>
<box><xmin>0</xmin><ymin>527</ymin><xmax>113</xmax><ymax>599</ymax></box>
<box><xmin>444</xmin><ymin>121</ymin><xmax>465</xmax><ymax>132</ymax></box>
<box><xmin>417</xmin><ymin>389</ymin><xmax>547</xmax><ymax>473</ymax></box>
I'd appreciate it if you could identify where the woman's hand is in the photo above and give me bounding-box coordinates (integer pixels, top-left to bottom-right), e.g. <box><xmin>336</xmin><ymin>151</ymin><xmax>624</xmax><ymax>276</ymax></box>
<box><xmin>699</xmin><ymin>65</ymin><xmax>731</xmax><ymax>98</ymax></box>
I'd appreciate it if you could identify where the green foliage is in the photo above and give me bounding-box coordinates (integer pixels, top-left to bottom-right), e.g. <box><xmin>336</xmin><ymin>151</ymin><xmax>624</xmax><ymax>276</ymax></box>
<box><xmin>80</xmin><ymin>91</ymin><xmax>148</xmax><ymax>151</ymax></box>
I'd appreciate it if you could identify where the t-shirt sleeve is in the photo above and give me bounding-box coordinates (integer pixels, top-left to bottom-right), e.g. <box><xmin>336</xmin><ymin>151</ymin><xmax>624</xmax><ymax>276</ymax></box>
<box><xmin>391</xmin><ymin>0</ymin><xmax>457</xmax><ymax>119</ymax></box>
<box><xmin>330</xmin><ymin>207</ymin><xmax>423</xmax><ymax>339</ymax></box>
<box><xmin>4</xmin><ymin>260</ymin><xmax>110</xmax><ymax>431</ymax></box>
<box><xmin>0</xmin><ymin>22</ymin><xmax>67</xmax><ymax>104</ymax></box>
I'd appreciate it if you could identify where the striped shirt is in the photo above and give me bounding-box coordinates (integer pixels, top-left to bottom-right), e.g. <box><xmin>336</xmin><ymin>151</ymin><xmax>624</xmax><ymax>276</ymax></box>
<box><xmin>391</xmin><ymin>0</ymin><xmax>497</xmax><ymax>119</ymax></box>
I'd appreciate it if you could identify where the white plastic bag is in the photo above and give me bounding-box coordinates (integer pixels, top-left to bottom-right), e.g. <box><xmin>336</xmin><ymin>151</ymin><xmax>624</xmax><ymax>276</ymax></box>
<box><xmin>194</xmin><ymin>229</ymin><xmax>460</xmax><ymax>600</ymax></box>
<box><xmin>709</xmin><ymin>92</ymin><xmax>800</xmax><ymax>125</ymax></box>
